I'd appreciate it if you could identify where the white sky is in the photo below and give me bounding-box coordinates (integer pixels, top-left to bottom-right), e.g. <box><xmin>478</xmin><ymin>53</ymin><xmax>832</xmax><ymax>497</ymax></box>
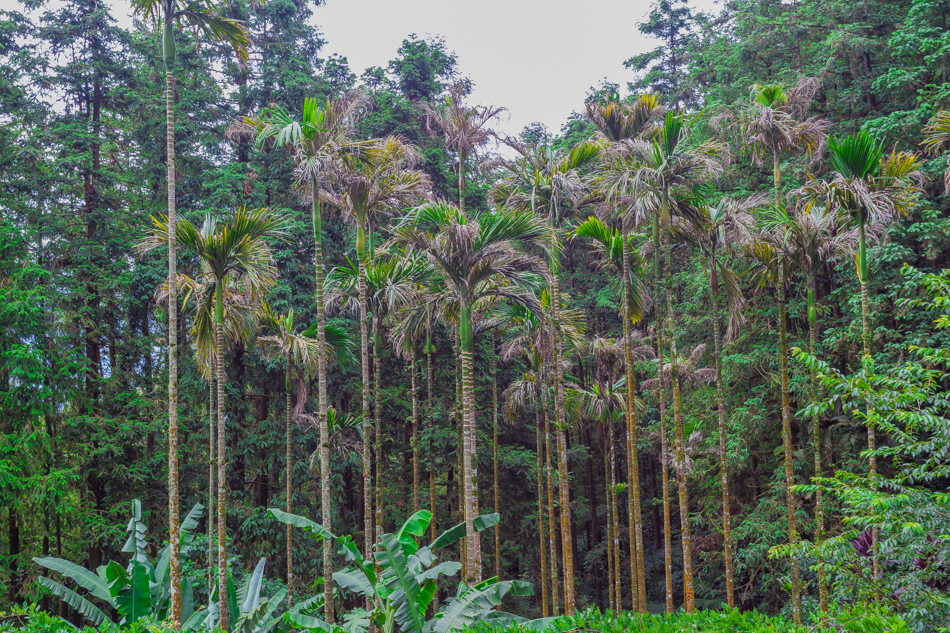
<box><xmin>98</xmin><ymin>0</ymin><xmax>720</xmax><ymax>138</ymax></box>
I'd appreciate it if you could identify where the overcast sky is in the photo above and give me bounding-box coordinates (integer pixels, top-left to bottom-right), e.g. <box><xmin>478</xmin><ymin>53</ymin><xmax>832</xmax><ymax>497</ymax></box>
<box><xmin>104</xmin><ymin>0</ymin><xmax>720</xmax><ymax>139</ymax></box>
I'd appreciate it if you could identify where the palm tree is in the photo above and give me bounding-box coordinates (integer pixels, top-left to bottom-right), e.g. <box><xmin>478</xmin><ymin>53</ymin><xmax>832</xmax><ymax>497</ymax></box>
<box><xmin>679</xmin><ymin>197</ymin><xmax>757</xmax><ymax>608</ymax></box>
<box><xmin>421</xmin><ymin>83</ymin><xmax>506</xmax><ymax>213</ymax></box>
<box><xmin>130</xmin><ymin>2</ymin><xmax>248</xmax><ymax>623</ymax></box>
<box><xmin>492</xmin><ymin>139</ymin><xmax>603</xmax><ymax>614</ymax></box>
<box><xmin>497</xmin><ymin>293</ymin><xmax>586</xmax><ymax>613</ymax></box>
<box><xmin>733</xmin><ymin>80</ymin><xmax>828</xmax><ymax>623</ymax></box>
<box><xmin>923</xmin><ymin>110</ymin><xmax>950</xmax><ymax>191</ymax></box>
<box><xmin>157</xmin><ymin>271</ymin><xmax>256</xmax><ymax>615</ymax></box>
<box><xmin>586</xmin><ymin>94</ymin><xmax>663</xmax><ymax>611</ymax></box>
<box><xmin>601</xmin><ymin>112</ymin><xmax>727</xmax><ymax>612</ymax></box>
<box><xmin>256</xmin><ymin>306</ymin><xmax>322</xmax><ymax>606</ymax></box>
<box><xmin>323</xmin><ymin>135</ymin><xmax>429</xmax><ymax>543</ymax></box>
<box><xmin>571</xmin><ymin>214</ymin><xmax>652</xmax><ymax>610</ymax></box>
<box><xmin>393</xmin><ymin>201</ymin><xmax>553</xmax><ymax>585</ymax></box>
<box><xmin>245</xmin><ymin>94</ymin><xmax>367</xmax><ymax>622</ymax></box>
<box><xmin>327</xmin><ymin>248</ymin><xmax>432</xmax><ymax>540</ymax></box>
<box><xmin>797</xmin><ymin>131</ymin><xmax>923</xmax><ymax>590</ymax></box>
<box><xmin>138</xmin><ymin>207</ymin><xmax>288</xmax><ymax>629</ymax></box>
<box><xmin>760</xmin><ymin>202</ymin><xmax>863</xmax><ymax>617</ymax></box>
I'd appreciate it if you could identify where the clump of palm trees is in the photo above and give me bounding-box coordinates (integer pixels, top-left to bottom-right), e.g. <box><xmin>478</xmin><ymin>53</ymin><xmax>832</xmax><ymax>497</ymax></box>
<box><xmin>138</xmin><ymin>52</ymin><xmax>947</xmax><ymax>627</ymax></box>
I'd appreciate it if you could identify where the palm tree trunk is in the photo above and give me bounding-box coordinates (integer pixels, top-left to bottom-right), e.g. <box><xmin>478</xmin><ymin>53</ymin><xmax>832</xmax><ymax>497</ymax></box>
<box><xmin>550</xmin><ymin>270</ymin><xmax>575</xmax><ymax>615</ymax></box>
<box><xmin>491</xmin><ymin>333</ymin><xmax>501</xmax><ymax>580</ymax></box>
<box><xmin>709</xmin><ymin>256</ymin><xmax>735</xmax><ymax>609</ymax></box>
<box><xmin>165</xmin><ymin>68</ymin><xmax>182</xmax><ymax>628</ymax></box>
<box><xmin>542</xmin><ymin>381</ymin><xmax>561</xmax><ymax>613</ymax></box>
<box><xmin>285</xmin><ymin>364</ymin><xmax>294</xmax><ymax>607</ymax></box>
<box><xmin>661</xmin><ymin>202</ymin><xmax>695</xmax><ymax>613</ymax></box>
<box><xmin>777</xmin><ymin>262</ymin><xmax>803</xmax><ymax>624</ymax></box>
<box><xmin>358</xmin><ymin>253</ymin><xmax>373</xmax><ymax>568</ymax></box>
<box><xmin>535</xmin><ymin>392</ymin><xmax>549</xmax><ymax>617</ymax></box>
<box><xmin>458</xmin><ymin>149</ymin><xmax>466</xmax><ymax>214</ymax></box>
<box><xmin>208</xmin><ymin>378</ymin><xmax>215</xmax><ymax>611</ymax></box>
<box><xmin>313</xmin><ymin>177</ymin><xmax>333</xmax><ymax>622</ymax></box>
<box><xmin>653</xmin><ymin>216</ymin><xmax>674</xmax><ymax>615</ymax></box>
<box><xmin>427</xmin><ymin>322</ymin><xmax>436</xmax><ymax>544</ymax></box>
<box><xmin>609</xmin><ymin>424</ymin><xmax>622</xmax><ymax>610</ymax></box>
<box><xmin>459</xmin><ymin>298</ymin><xmax>478</xmax><ymax>583</ymax></box>
<box><xmin>374</xmin><ymin>319</ymin><xmax>383</xmax><ymax>537</ymax></box>
<box><xmin>412</xmin><ymin>345</ymin><xmax>419</xmax><ymax>513</ymax></box>
<box><xmin>857</xmin><ymin>217</ymin><xmax>880</xmax><ymax>586</ymax></box>
<box><xmin>215</xmin><ymin>285</ymin><xmax>229</xmax><ymax>630</ymax></box>
<box><xmin>455</xmin><ymin>325</ymin><xmax>465</xmax><ymax>578</ymax></box>
<box><xmin>604</xmin><ymin>446</ymin><xmax>615</xmax><ymax>613</ymax></box>
<box><xmin>622</xmin><ymin>228</ymin><xmax>646</xmax><ymax>612</ymax></box>
<box><xmin>808</xmin><ymin>278</ymin><xmax>829</xmax><ymax>621</ymax></box>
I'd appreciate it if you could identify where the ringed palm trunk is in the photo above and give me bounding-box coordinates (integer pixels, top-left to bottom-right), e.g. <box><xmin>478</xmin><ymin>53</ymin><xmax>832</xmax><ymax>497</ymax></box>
<box><xmin>491</xmin><ymin>335</ymin><xmax>501</xmax><ymax>579</ymax></box>
<box><xmin>542</xmin><ymin>382</ymin><xmax>561</xmax><ymax>613</ymax></box>
<box><xmin>654</xmin><ymin>215</ymin><xmax>674</xmax><ymax>614</ymax></box>
<box><xmin>313</xmin><ymin>178</ymin><xmax>334</xmax><ymax>622</ymax></box>
<box><xmin>857</xmin><ymin>216</ymin><xmax>880</xmax><ymax>585</ymax></box>
<box><xmin>808</xmin><ymin>277</ymin><xmax>829</xmax><ymax>620</ymax></box>
<box><xmin>604</xmin><ymin>444</ymin><xmax>615</xmax><ymax>613</ymax></box>
<box><xmin>357</xmin><ymin>244</ymin><xmax>373</xmax><ymax>568</ymax></box>
<box><xmin>427</xmin><ymin>324</ymin><xmax>436</xmax><ymax>543</ymax></box>
<box><xmin>412</xmin><ymin>346</ymin><xmax>419</xmax><ymax>513</ymax></box>
<box><xmin>165</xmin><ymin>66</ymin><xmax>182</xmax><ymax>628</ymax></box>
<box><xmin>208</xmin><ymin>379</ymin><xmax>215</xmax><ymax>609</ymax></box>
<box><xmin>374</xmin><ymin>319</ymin><xmax>383</xmax><ymax>537</ymax></box>
<box><xmin>535</xmin><ymin>388</ymin><xmax>550</xmax><ymax>617</ymax></box>
<box><xmin>550</xmin><ymin>269</ymin><xmax>575</xmax><ymax>615</ymax></box>
<box><xmin>285</xmin><ymin>364</ymin><xmax>294</xmax><ymax>606</ymax></box>
<box><xmin>777</xmin><ymin>262</ymin><xmax>803</xmax><ymax>624</ymax></box>
<box><xmin>459</xmin><ymin>298</ymin><xmax>478</xmax><ymax>583</ymax></box>
<box><xmin>215</xmin><ymin>284</ymin><xmax>229</xmax><ymax>629</ymax></box>
<box><xmin>661</xmin><ymin>202</ymin><xmax>695</xmax><ymax>613</ymax></box>
<box><xmin>608</xmin><ymin>423</ymin><xmax>621</xmax><ymax>609</ymax></box>
<box><xmin>622</xmin><ymin>230</ymin><xmax>646</xmax><ymax>612</ymax></box>
<box><xmin>709</xmin><ymin>256</ymin><xmax>735</xmax><ymax>608</ymax></box>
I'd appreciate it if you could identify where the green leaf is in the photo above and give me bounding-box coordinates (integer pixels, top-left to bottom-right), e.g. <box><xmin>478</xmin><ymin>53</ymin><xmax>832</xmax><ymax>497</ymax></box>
<box><xmin>288</xmin><ymin>612</ymin><xmax>335</xmax><ymax>631</ymax></box>
<box><xmin>378</xmin><ymin>533</ymin><xmax>425</xmax><ymax>633</ymax></box>
<box><xmin>35</xmin><ymin>576</ymin><xmax>116</xmax><ymax>627</ymax></box>
<box><xmin>333</xmin><ymin>567</ymin><xmax>375</xmax><ymax>598</ymax></box>
<box><xmin>106</xmin><ymin>560</ymin><xmax>152</xmax><ymax>624</ymax></box>
<box><xmin>240</xmin><ymin>557</ymin><xmax>267</xmax><ymax>615</ymax></box>
<box><xmin>33</xmin><ymin>556</ymin><xmax>112</xmax><ymax>604</ymax></box>
<box><xmin>429</xmin><ymin>513</ymin><xmax>500</xmax><ymax>551</ymax></box>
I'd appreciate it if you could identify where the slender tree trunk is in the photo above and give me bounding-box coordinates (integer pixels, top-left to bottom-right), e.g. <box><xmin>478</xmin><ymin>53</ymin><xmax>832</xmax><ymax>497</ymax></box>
<box><xmin>313</xmin><ymin>177</ymin><xmax>333</xmax><ymax>622</ymax></box>
<box><xmin>653</xmin><ymin>215</ymin><xmax>674</xmax><ymax>615</ymax></box>
<box><xmin>374</xmin><ymin>319</ymin><xmax>383</xmax><ymax>537</ymax></box>
<box><xmin>777</xmin><ymin>262</ymin><xmax>803</xmax><ymax>624</ymax></box>
<box><xmin>604</xmin><ymin>445</ymin><xmax>615</xmax><ymax>613</ymax></box>
<box><xmin>459</xmin><ymin>298</ymin><xmax>478</xmax><ymax>583</ymax></box>
<box><xmin>215</xmin><ymin>286</ymin><xmax>229</xmax><ymax>629</ymax></box>
<box><xmin>661</xmin><ymin>199</ymin><xmax>695</xmax><ymax>613</ymax></box>
<box><xmin>857</xmin><ymin>217</ymin><xmax>880</xmax><ymax>586</ymax></box>
<box><xmin>208</xmin><ymin>379</ymin><xmax>215</xmax><ymax>611</ymax></box>
<box><xmin>165</xmin><ymin>68</ymin><xmax>182</xmax><ymax>629</ymax></box>
<box><xmin>808</xmin><ymin>277</ymin><xmax>828</xmax><ymax>621</ymax></box>
<box><xmin>358</xmin><ymin>247</ymin><xmax>373</xmax><ymax>576</ymax></box>
<box><xmin>550</xmin><ymin>269</ymin><xmax>575</xmax><ymax>615</ymax></box>
<box><xmin>709</xmin><ymin>256</ymin><xmax>735</xmax><ymax>609</ymax></box>
<box><xmin>285</xmin><ymin>364</ymin><xmax>294</xmax><ymax>606</ymax></box>
<box><xmin>427</xmin><ymin>322</ymin><xmax>436</xmax><ymax>544</ymax></box>
<box><xmin>412</xmin><ymin>345</ymin><xmax>420</xmax><ymax>513</ymax></box>
<box><xmin>542</xmin><ymin>382</ymin><xmax>561</xmax><ymax>613</ymax></box>
<box><xmin>535</xmin><ymin>393</ymin><xmax>549</xmax><ymax>617</ymax></box>
<box><xmin>622</xmin><ymin>229</ymin><xmax>646</xmax><ymax>611</ymax></box>
<box><xmin>491</xmin><ymin>333</ymin><xmax>501</xmax><ymax>579</ymax></box>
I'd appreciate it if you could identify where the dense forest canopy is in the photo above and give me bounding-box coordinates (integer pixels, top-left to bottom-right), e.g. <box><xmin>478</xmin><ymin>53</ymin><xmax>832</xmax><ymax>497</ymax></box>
<box><xmin>2</xmin><ymin>0</ymin><xmax>950</xmax><ymax>631</ymax></box>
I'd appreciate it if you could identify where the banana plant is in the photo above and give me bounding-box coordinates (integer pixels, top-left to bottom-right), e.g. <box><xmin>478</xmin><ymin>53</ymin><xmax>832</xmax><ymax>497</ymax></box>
<box><xmin>270</xmin><ymin>509</ymin><xmax>553</xmax><ymax>633</ymax></box>
<box><xmin>34</xmin><ymin>500</ymin><xmax>203</xmax><ymax>628</ymax></box>
<box><xmin>193</xmin><ymin>556</ymin><xmax>324</xmax><ymax>633</ymax></box>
